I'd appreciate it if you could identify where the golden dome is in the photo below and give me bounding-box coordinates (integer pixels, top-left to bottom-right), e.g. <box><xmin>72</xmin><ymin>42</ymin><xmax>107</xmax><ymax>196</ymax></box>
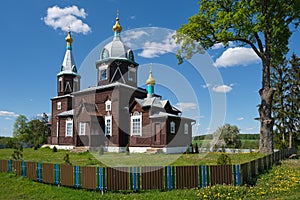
<box><xmin>65</xmin><ymin>31</ymin><xmax>73</xmax><ymax>47</ymax></box>
<box><xmin>112</xmin><ymin>17</ymin><xmax>122</xmax><ymax>32</ymax></box>
<box><xmin>146</xmin><ymin>70</ymin><xmax>156</xmax><ymax>85</ymax></box>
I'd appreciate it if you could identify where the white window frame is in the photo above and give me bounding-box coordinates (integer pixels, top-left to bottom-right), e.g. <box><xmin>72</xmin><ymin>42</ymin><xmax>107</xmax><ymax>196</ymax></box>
<box><xmin>131</xmin><ymin>112</ymin><xmax>142</xmax><ymax>136</ymax></box>
<box><xmin>170</xmin><ymin>121</ymin><xmax>175</xmax><ymax>134</ymax></box>
<box><xmin>105</xmin><ymin>115</ymin><xmax>112</xmax><ymax>136</ymax></box>
<box><xmin>57</xmin><ymin>102</ymin><xmax>61</xmax><ymax>110</ymax></box>
<box><xmin>99</xmin><ymin>66</ymin><xmax>108</xmax><ymax>81</ymax></box>
<box><xmin>79</xmin><ymin>122</ymin><xmax>86</xmax><ymax>136</ymax></box>
<box><xmin>105</xmin><ymin>100</ymin><xmax>112</xmax><ymax>112</ymax></box>
<box><xmin>56</xmin><ymin>121</ymin><xmax>59</xmax><ymax>138</ymax></box>
<box><xmin>184</xmin><ymin>123</ymin><xmax>189</xmax><ymax>134</ymax></box>
<box><xmin>65</xmin><ymin>119</ymin><xmax>73</xmax><ymax>137</ymax></box>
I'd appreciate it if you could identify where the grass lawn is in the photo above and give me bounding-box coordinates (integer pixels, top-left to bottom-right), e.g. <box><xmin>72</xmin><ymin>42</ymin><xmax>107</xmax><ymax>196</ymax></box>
<box><xmin>0</xmin><ymin>148</ymin><xmax>264</xmax><ymax>166</ymax></box>
<box><xmin>0</xmin><ymin>159</ymin><xmax>299</xmax><ymax>199</ymax></box>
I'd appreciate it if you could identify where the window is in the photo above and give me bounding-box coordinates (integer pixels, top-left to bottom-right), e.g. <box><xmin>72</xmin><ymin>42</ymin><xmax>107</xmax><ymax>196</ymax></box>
<box><xmin>56</xmin><ymin>121</ymin><xmax>59</xmax><ymax>137</ymax></box>
<box><xmin>74</xmin><ymin>77</ymin><xmax>79</xmax><ymax>92</ymax></box>
<box><xmin>184</xmin><ymin>123</ymin><xmax>189</xmax><ymax>134</ymax></box>
<box><xmin>128</xmin><ymin>68</ymin><xmax>136</xmax><ymax>82</ymax></box>
<box><xmin>131</xmin><ymin>112</ymin><xmax>142</xmax><ymax>136</ymax></box>
<box><xmin>59</xmin><ymin>77</ymin><xmax>63</xmax><ymax>92</ymax></box>
<box><xmin>57</xmin><ymin>102</ymin><xmax>61</xmax><ymax>110</ymax></box>
<box><xmin>101</xmin><ymin>48</ymin><xmax>109</xmax><ymax>60</ymax></box>
<box><xmin>79</xmin><ymin>122</ymin><xmax>86</xmax><ymax>135</ymax></box>
<box><xmin>100</xmin><ymin>69</ymin><xmax>107</xmax><ymax>80</ymax></box>
<box><xmin>170</xmin><ymin>121</ymin><xmax>175</xmax><ymax>134</ymax></box>
<box><xmin>105</xmin><ymin>116</ymin><xmax>112</xmax><ymax>136</ymax></box>
<box><xmin>105</xmin><ymin>100</ymin><xmax>112</xmax><ymax>111</ymax></box>
<box><xmin>65</xmin><ymin>119</ymin><xmax>73</xmax><ymax>137</ymax></box>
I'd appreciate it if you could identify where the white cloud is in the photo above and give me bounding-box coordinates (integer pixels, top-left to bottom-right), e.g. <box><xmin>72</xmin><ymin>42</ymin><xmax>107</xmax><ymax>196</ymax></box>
<box><xmin>36</xmin><ymin>113</ymin><xmax>51</xmax><ymax>118</ymax></box>
<box><xmin>237</xmin><ymin>117</ymin><xmax>244</xmax><ymax>121</ymax></box>
<box><xmin>5</xmin><ymin>118</ymin><xmax>12</xmax><ymax>120</ymax></box>
<box><xmin>214</xmin><ymin>47</ymin><xmax>260</xmax><ymax>67</ymax></box>
<box><xmin>138</xmin><ymin>32</ymin><xmax>179</xmax><ymax>58</ymax></box>
<box><xmin>212</xmin><ymin>85</ymin><xmax>233</xmax><ymax>93</ymax></box>
<box><xmin>175</xmin><ymin>102</ymin><xmax>197</xmax><ymax>112</ymax></box>
<box><xmin>43</xmin><ymin>5</ymin><xmax>91</xmax><ymax>34</ymax></box>
<box><xmin>130</xmin><ymin>15</ymin><xmax>136</xmax><ymax>20</ymax></box>
<box><xmin>122</xmin><ymin>30</ymin><xmax>149</xmax><ymax>46</ymax></box>
<box><xmin>0</xmin><ymin>111</ymin><xmax>19</xmax><ymax>117</ymax></box>
<box><xmin>201</xmin><ymin>83</ymin><xmax>212</xmax><ymax>88</ymax></box>
<box><xmin>211</xmin><ymin>41</ymin><xmax>235</xmax><ymax>49</ymax></box>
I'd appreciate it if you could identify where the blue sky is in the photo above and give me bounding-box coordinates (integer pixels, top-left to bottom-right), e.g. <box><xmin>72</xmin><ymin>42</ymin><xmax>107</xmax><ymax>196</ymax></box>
<box><xmin>0</xmin><ymin>0</ymin><xmax>299</xmax><ymax>137</ymax></box>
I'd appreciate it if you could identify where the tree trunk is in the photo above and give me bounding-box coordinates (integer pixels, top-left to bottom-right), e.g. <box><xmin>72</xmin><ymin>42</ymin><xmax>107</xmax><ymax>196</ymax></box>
<box><xmin>259</xmin><ymin>87</ymin><xmax>275</xmax><ymax>154</ymax></box>
<box><xmin>289</xmin><ymin>132</ymin><xmax>293</xmax><ymax>148</ymax></box>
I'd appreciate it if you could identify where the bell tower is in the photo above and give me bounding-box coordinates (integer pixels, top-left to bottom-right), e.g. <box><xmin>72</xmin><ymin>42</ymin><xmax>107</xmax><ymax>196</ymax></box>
<box><xmin>57</xmin><ymin>30</ymin><xmax>80</xmax><ymax>96</ymax></box>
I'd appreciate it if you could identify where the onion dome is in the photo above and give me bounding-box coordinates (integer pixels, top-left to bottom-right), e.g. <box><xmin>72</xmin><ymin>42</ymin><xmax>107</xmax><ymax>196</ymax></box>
<box><xmin>146</xmin><ymin>69</ymin><xmax>156</xmax><ymax>86</ymax></box>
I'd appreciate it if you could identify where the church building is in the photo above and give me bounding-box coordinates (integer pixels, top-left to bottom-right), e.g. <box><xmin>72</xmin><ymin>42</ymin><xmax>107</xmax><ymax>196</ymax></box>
<box><xmin>48</xmin><ymin>16</ymin><xmax>195</xmax><ymax>153</ymax></box>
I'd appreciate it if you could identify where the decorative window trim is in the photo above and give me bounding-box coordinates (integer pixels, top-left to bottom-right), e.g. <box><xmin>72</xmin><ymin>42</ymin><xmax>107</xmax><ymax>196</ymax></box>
<box><xmin>131</xmin><ymin>112</ymin><xmax>142</xmax><ymax>136</ymax></box>
<box><xmin>170</xmin><ymin>121</ymin><xmax>175</xmax><ymax>134</ymax></box>
<box><xmin>65</xmin><ymin>119</ymin><xmax>73</xmax><ymax>137</ymax></box>
<box><xmin>105</xmin><ymin>115</ymin><xmax>112</xmax><ymax>136</ymax></box>
<box><xmin>98</xmin><ymin>65</ymin><xmax>108</xmax><ymax>81</ymax></box>
<box><xmin>57</xmin><ymin>102</ymin><xmax>61</xmax><ymax>110</ymax></box>
<box><xmin>79</xmin><ymin>122</ymin><xmax>86</xmax><ymax>136</ymax></box>
<box><xmin>105</xmin><ymin>99</ymin><xmax>112</xmax><ymax>112</ymax></box>
<box><xmin>184</xmin><ymin>123</ymin><xmax>189</xmax><ymax>135</ymax></box>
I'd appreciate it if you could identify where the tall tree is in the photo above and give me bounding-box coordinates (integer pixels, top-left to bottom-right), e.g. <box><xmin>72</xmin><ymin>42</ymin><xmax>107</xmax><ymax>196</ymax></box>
<box><xmin>213</xmin><ymin>124</ymin><xmax>242</xmax><ymax>149</ymax></box>
<box><xmin>174</xmin><ymin>0</ymin><xmax>300</xmax><ymax>153</ymax></box>
<box><xmin>13</xmin><ymin>115</ymin><xmax>28</xmax><ymax>140</ymax></box>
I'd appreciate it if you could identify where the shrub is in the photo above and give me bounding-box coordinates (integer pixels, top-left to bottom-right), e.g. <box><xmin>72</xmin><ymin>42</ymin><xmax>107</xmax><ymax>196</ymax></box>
<box><xmin>99</xmin><ymin>145</ymin><xmax>104</xmax><ymax>155</ymax></box>
<box><xmin>63</xmin><ymin>153</ymin><xmax>71</xmax><ymax>165</ymax></box>
<box><xmin>52</xmin><ymin>146</ymin><xmax>57</xmax><ymax>152</ymax></box>
<box><xmin>194</xmin><ymin>143</ymin><xmax>199</xmax><ymax>154</ymax></box>
<box><xmin>126</xmin><ymin>144</ymin><xmax>130</xmax><ymax>155</ymax></box>
<box><xmin>217</xmin><ymin>153</ymin><xmax>231</xmax><ymax>165</ymax></box>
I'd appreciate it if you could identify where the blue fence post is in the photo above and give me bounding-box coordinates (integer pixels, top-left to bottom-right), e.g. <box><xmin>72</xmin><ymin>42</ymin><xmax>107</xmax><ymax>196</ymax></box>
<box><xmin>236</xmin><ymin>165</ymin><xmax>241</xmax><ymax>186</ymax></box>
<box><xmin>21</xmin><ymin>160</ymin><xmax>26</xmax><ymax>177</ymax></box>
<box><xmin>54</xmin><ymin>164</ymin><xmax>60</xmax><ymax>185</ymax></box>
<box><xmin>202</xmin><ymin>165</ymin><xmax>206</xmax><ymax>187</ymax></box>
<box><xmin>74</xmin><ymin>166</ymin><xmax>81</xmax><ymax>188</ymax></box>
<box><xmin>37</xmin><ymin>162</ymin><xmax>42</xmax><ymax>182</ymax></box>
<box><xmin>8</xmin><ymin>160</ymin><xmax>12</xmax><ymax>173</ymax></box>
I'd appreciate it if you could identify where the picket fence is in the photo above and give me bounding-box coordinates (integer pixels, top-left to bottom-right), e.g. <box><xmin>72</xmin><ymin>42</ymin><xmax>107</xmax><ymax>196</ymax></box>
<box><xmin>0</xmin><ymin>148</ymin><xmax>296</xmax><ymax>191</ymax></box>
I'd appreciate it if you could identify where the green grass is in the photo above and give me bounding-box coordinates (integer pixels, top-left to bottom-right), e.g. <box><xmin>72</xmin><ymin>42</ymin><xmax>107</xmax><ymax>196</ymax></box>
<box><xmin>0</xmin><ymin>159</ymin><xmax>299</xmax><ymax>199</ymax></box>
<box><xmin>0</xmin><ymin>148</ymin><xmax>264</xmax><ymax>166</ymax></box>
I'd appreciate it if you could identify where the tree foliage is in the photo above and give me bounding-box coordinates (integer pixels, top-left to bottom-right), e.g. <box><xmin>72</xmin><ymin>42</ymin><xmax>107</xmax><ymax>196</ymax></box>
<box><xmin>272</xmin><ymin>53</ymin><xmax>300</xmax><ymax>149</ymax></box>
<box><xmin>213</xmin><ymin>124</ymin><xmax>242</xmax><ymax>149</ymax></box>
<box><xmin>174</xmin><ymin>0</ymin><xmax>300</xmax><ymax>153</ymax></box>
<box><xmin>12</xmin><ymin>113</ymin><xmax>49</xmax><ymax>148</ymax></box>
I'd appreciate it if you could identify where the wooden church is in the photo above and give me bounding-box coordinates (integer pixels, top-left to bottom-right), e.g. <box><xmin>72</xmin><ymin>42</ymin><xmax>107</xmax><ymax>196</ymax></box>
<box><xmin>48</xmin><ymin>16</ymin><xmax>195</xmax><ymax>153</ymax></box>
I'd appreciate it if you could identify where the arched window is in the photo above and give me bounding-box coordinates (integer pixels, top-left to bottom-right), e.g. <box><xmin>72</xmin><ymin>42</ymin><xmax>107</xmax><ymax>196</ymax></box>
<box><xmin>101</xmin><ymin>48</ymin><xmax>109</xmax><ymax>60</ymax></box>
<box><xmin>128</xmin><ymin>50</ymin><xmax>134</xmax><ymax>61</ymax></box>
<box><xmin>105</xmin><ymin>99</ymin><xmax>112</xmax><ymax>111</ymax></box>
<box><xmin>184</xmin><ymin>123</ymin><xmax>189</xmax><ymax>134</ymax></box>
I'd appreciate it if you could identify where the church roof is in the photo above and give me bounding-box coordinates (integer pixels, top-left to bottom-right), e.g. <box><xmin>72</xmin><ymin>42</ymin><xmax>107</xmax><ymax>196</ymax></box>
<box><xmin>57</xmin><ymin>31</ymin><xmax>79</xmax><ymax>76</ymax></box>
<box><xmin>98</xmin><ymin>14</ymin><xmax>136</xmax><ymax>64</ymax></box>
<box><xmin>149</xmin><ymin>111</ymin><xmax>196</xmax><ymax>122</ymax></box>
<box><xmin>135</xmin><ymin>97</ymin><xmax>168</xmax><ymax>108</ymax></box>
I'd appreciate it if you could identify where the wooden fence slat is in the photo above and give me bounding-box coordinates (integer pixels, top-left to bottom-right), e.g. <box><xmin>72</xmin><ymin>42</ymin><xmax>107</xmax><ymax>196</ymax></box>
<box><xmin>42</xmin><ymin>163</ymin><xmax>54</xmax><ymax>184</ymax></box>
<box><xmin>12</xmin><ymin>160</ymin><xmax>22</xmax><ymax>176</ymax></box>
<box><xmin>26</xmin><ymin>161</ymin><xmax>37</xmax><ymax>181</ymax></box>
<box><xmin>141</xmin><ymin>166</ymin><xmax>164</xmax><ymax>190</ymax></box>
<box><xmin>81</xmin><ymin>166</ymin><xmax>96</xmax><ymax>190</ymax></box>
<box><xmin>176</xmin><ymin>166</ymin><xmax>198</xmax><ymax>189</ymax></box>
<box><xmin>107</xmin><ymin>167</ymin><xmax>129</xmax><ymax>191</ymax></box>
<box><xmin>60</xmin><ymin>164</ymin><xmax>74</xmax><ymax>187</ymax></box>
<box><xmin>0</xmin><ymin>160</ymin><xmax>8</xmax><ymax>172</ymax></box>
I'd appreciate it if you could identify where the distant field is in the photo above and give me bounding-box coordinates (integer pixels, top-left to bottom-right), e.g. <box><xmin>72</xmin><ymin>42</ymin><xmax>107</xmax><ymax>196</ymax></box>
<box><xmin>192</xmin><ymin>139</ymin><xmax>259</xmax><ymax>149</ymax></box>
<box><xmin>0</xmin><ymin>148</ymin><xmax>264</xmax><ymax>166</ymax></box>
<box><xmin>0</xmin><ymin>159</ymin><xmax>299</xmax><ymax>200</ymax></box>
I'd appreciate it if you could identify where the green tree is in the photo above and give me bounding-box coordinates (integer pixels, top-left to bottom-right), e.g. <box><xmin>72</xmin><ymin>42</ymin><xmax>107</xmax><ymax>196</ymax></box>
<box><xmin>13</xmin><ymin>115</ymin><xmax>28</xmax><ymax>142</ymax></box>
<box><xmin>286</xmin><ymin>54</ymin><xmax>300</xmax><ymax>148</ymax></box>
<box><xmin>174</xmin><ymin>0</ymin><xmax>300</xmax><ymax>154</ymax></box>
<box><xmin>213</xmin><ymin>124</ymin><xmax>242</xmax><ymax>149</ymax></box>
<box><xmin>27</xmin><ymin>119</ymin><xmax>47</xmax><ymax>149</ymax></box>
